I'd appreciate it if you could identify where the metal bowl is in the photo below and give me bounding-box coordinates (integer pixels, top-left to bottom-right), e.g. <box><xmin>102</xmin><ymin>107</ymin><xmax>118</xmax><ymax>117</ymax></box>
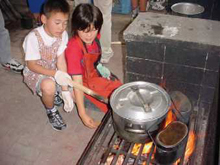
<box><xmin>171</xmin><ymin>2</ymin><xmax>204</xmax><ymax>16</ymax></box>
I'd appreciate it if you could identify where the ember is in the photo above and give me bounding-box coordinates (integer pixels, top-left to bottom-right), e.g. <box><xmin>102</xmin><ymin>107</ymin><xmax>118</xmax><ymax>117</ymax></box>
<box><xmin>132</xmin><ymin>142</ymin><xmax>153</xmax><ymax>156</ymax></box>
<box><xmin>104</xmin><ymin>118</ymin><xmax>196</xmax><ymax>165</ymax></box>
<box><xmin>105</xmin><ymin>154</ymin><xmax>124</xmax><ymax>165</ymax></box>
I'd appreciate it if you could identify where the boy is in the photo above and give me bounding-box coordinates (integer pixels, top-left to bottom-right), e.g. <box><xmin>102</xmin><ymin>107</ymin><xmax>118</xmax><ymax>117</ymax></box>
<box><xmin>23</xmin><ymin>0</ymin><xmax>73</xmax><ymax>131</ymax></box>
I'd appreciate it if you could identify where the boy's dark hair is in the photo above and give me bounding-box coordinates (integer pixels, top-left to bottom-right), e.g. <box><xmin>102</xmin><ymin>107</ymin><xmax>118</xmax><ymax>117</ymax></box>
<box><xmin>42</xmin><ymin>0</ymin><xmax>70</xmax><ymax>17</ymax></box>
<box><xmin>71</xmin><ymin>4</ymin><xmax>103</xmax><ymax>36</ymax></box>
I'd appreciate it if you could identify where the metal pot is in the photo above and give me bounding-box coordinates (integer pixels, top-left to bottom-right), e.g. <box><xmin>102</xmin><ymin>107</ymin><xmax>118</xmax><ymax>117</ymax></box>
<box><xmin>110</xmin><ymin>81</ymin><xmax>171</xmax><ymax>143</ymax></box>
<box><xmin>155</xmin><ymin>121</ymin><xmax>189</xmax><ymax>164</ymax></box>
<box><xmin>170</xmin><ymin>91</ymin><xmax>192</xmax><ymax>124</ymax></box>
<box><xmin>171</xmin><ymin>3</ymin><xmax>204</xmax><ymax>18</ymax></box>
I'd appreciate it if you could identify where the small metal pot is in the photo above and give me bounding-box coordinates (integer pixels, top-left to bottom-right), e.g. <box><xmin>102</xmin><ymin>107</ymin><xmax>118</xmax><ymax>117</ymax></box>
<box><xmin>170</xmin><ymin>91</ymin><xmax>192</xmax><ymax>124</ymax></box>
<box><xmin>110</xmin><ymin>81</ymin><xmax>171</xmax><ymax>143</ymax></box>
<box><xmin>171</xmin><ymin>2</ymin><xmax>204</xmax><ymax>18</ymax></box>
<box><xmin>155</xmin><ymin>121</ymin><xmax>188</xmax><ymax>164</ymax></box>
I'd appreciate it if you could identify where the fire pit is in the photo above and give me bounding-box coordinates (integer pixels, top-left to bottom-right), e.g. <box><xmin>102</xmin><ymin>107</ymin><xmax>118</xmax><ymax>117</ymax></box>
<box><xmin>77</xmin><ymin>90</ymin><xmax>197</xmax><ymax>165</ymax></box>
<box><xmin>123</xmin><ymin>12</ymin><xmax>220</xmax><ymax>164</ymax></box>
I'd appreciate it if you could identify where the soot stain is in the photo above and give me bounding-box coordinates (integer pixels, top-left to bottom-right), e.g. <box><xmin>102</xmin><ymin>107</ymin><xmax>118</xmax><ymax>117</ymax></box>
<box><xmin>151</xmin><ymin>24</ymin><xmax>163</xmax><ymax>35</ymax></box>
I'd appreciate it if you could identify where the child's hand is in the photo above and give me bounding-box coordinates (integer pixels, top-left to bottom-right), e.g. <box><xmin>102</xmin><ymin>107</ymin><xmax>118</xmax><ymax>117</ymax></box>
<box><xmin>61</xmin><ymin>91</ymin><xmax>74</xmax><ymax>112</ymax></box>
<box><xmin>80</xmin><ymin>113</ymin><xmax>100</xmax><ymax>129</ymax></box>
<box><xmin>54</xmin><ymin>70</ymin><xmax>73</xmax><ymax>87</ymax></box>
<box><xmin>96</xmin><ymin>63</ymin><xmax>111</xmax><ymax>79</ymax></box>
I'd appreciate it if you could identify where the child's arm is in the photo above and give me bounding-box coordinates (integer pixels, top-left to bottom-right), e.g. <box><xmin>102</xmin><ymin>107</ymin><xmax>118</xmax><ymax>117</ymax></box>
<box><xmin>57</xmin><ymin>53</ymin><xmax>67</xmax><ymax>73</ymax></box>
<box><xmin>72</xmin><ymin>75</ymin><xmax>99</xmax><ymax>129</ymax></box>
<box><xmin>27</xmin><ymin>60</ymin><xmax>56</xmax><ymax>77</ymax></box>
<box><xmin>57</xmin><ymin>53</ymin><xmax>75</xmax><ymax>112</ymax></box>
<box><xmin>57</xmin><ymin>53</ymin><xmax>68</xmax><ymax>90</ymax></box>
<box><xmin>27</xmin><ymin>54</ymin><xmax>72</xmax><ymax>88</ymax></box>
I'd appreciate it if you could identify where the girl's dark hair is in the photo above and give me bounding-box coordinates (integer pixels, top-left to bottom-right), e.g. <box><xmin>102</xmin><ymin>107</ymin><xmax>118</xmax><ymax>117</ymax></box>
<box><xmin>42</xmin><ymin>0</ymin><xmax>70</xmax><ymax>17</ymax></box>
<box><xmin>71</xmin><ymin>4</ymin><xmax>103</xmax><ymax>36</ymax></box>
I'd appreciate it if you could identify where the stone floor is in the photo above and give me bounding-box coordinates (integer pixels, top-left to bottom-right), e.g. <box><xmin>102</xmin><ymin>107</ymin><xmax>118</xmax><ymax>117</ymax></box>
<box><xmin>0</xmin><ymin>13</ymin><xmax>131</xmax><ymax>165</ymax></box>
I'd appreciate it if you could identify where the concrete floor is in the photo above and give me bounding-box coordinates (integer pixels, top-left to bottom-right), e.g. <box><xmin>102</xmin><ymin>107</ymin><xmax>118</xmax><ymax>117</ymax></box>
<box><xmin>0</xmin><ymin>14</ymin><xmax>131</xmax><ymax>165</ymax></box>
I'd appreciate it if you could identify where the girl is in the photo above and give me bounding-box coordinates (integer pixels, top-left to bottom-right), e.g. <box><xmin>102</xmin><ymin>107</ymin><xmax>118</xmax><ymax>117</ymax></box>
<box><xmin>65</xmin><ymin>4</ymin><xmax>122</xmax><ymax>129</ymax></box>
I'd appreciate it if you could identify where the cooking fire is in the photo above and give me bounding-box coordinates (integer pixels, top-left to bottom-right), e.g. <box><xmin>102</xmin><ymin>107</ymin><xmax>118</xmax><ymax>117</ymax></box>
<box><xmin>99</xmin><ymin>82</ymin><xmax>196</xmax><ymax>165</ymax></box>
<box><xmin>77</xmin><ymin>81</ymin><xmax>200</xmax><ymax>165</ymax></box>
<box><xmin>104</xmin><ymin>105</ymin><xmax>196</xmax><ymax>165</ymax></box>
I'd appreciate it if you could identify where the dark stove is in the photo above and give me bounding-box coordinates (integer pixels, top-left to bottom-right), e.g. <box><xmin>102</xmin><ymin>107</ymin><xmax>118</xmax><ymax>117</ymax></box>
<box><xmin>77</xmin><ymin>106</ymin><xmax>197</xmax><ymax>165</ymax></box>
<box><xmin>123</xmin><ymin>12</ymin><xmax>220</xmax><ymax>165</ymax></box>
<box><xmin>77</xmin><ymin>86</ymin><xmax>219</xmax><ymax>164</ymax></box>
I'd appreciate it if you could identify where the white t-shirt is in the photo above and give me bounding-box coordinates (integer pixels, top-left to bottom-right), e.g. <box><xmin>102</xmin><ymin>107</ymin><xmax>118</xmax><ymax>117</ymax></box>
<box><xmin>23</xmin><ymin>25</ymin><xmax>68</xmax><ymax>61</ymax></box>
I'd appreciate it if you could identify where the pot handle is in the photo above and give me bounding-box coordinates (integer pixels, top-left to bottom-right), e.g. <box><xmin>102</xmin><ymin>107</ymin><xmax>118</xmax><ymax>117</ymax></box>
<box><xmin>130</xmin><ymin>86</ymin><xmax>152</xmax><ymax>113</ymax></box>
<box><xmin>125</xmin><ymin>128</ymin><xmax>147</xmax><ymax>134</ymax></box>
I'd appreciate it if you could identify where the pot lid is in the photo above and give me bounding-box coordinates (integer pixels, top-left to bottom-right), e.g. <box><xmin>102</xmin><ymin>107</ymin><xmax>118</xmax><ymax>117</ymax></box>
<box><xmin>110</xmin><ymin>81</ymin><xmax>171</xmax><ymax>122</ymax></box>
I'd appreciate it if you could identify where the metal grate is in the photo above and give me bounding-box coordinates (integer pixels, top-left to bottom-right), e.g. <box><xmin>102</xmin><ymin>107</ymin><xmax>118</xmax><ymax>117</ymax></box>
<box><xmin>99</xmin><ymin>136</ymin><xmax>156</xmax><ymax>165</ymax></box>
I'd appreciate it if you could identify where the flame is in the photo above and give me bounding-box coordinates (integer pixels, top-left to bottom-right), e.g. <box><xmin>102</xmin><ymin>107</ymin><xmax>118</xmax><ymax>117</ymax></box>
<box><xmin>185</xmin><ymin>131</ymin><xmax>196</xmax><ymax>161</ymax></box>
<box><xmin>164</xmin><ymin>109</ymin><xmax>175</xmax><ymax>127</ymax></box>
<box><xmin>174</xmin><ymin>159</ymin><xmax>181</xmax><ymax>165</ymax></box>
<box><xmin>164</xmin><ymin>101</ymin><xmax>179</xmax><ymax>126</ymax></box>
<box><xmin>173</xmin><ymin>131</ymin><xmax>196</xmax><ymax>165</ymax></box>
<box><xmin>132</xmin><ymin>142</ymin><xmax>153</xmax><ymax>156</ymax></box>
<box><xmin>164</xmin><ymin>98</ymin><xmax>182</xmax><ymax>127</ymax></box>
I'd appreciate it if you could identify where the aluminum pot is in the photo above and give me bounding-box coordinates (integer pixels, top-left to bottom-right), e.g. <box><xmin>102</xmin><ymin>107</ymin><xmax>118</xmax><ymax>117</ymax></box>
<box><xmin>155</xmin><ymin>121</ymin><xmax>189</xmax><ymax>164</ymax></box>
<box><xmin>171</xmin><ymin>3</ymin><xmax>204</xmax><ymax>18</ymax></box>
<box><xmin>110</xmin><ymin>81</ymin><xmax>171</xmax><ymax>143</ymax></box>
